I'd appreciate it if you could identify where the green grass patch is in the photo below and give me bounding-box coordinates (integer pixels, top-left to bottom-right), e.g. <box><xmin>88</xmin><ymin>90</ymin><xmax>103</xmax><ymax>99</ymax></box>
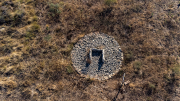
<box><xmin>133</xmin><ymin>61</ymin><xmax>142</xmax><ymax>70</ymax></box>
<box><xmin>48</xmin><ymin>3</ymin><xmax>61</xmax><ymax>17</ymax></box>
<box><xmin>149</xmin><ymin>83</ymin><xmax>155</xmax><ymax>89</ymax></box>
<box><xmin>105</xmin><ymin>0</ymin><xmax>117</xmax><ymax>6</ymax></box>
<box><xmin>26</xmin><ymin>22</ymin><xmax>40</xmax><ymax>39</ymax></box>
<box><xmin>44</xmin><ymin>35</ymin><xmax>51</xmax><ymax>41</ymax></box>
<box><xmin>66</xmin><ymin>65</ymin><xmax>73</xmax><ymax>74</ymax></box>
<box><xmin>172</xmin><ymin>64</ymin><xmax>180</xmax><ymax>75</ymax></box>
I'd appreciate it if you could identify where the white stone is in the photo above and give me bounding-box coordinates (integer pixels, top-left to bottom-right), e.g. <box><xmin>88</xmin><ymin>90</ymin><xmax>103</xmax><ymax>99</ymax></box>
<box><xmin>0</xmin><ymin>28</ymin><xmax>5</xmax><ymax>32</ymax></box>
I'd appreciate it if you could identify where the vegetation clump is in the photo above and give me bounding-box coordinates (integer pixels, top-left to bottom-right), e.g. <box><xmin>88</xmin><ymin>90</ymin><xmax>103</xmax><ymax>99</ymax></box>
<box><xmin>172</xmin><ymin>64</ymin><xmax>180</xmax><ymax>75</ymax></box>
<box><xmin>105</xmin><ymin>0</ymin><xmax>117</xmax><ymax>6</ymax></box>
<box><xmin>48</xmin><ymin>3</ymin><xmax>61</xmax><ymax>18</ymax></box>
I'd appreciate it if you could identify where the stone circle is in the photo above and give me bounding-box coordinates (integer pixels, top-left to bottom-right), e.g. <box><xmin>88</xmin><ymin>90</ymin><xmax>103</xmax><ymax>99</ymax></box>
<box><xmin>71</xmin><ymin>32</ymin><xmax>123</xmax><ymax>80</ymax></box>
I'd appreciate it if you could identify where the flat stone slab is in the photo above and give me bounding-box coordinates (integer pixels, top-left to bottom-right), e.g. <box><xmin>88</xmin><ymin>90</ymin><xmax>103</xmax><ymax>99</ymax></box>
<box><xmin>71</xmin><ymin>32</ymin><xmax>123</xmax><ymax>80</ymax></box>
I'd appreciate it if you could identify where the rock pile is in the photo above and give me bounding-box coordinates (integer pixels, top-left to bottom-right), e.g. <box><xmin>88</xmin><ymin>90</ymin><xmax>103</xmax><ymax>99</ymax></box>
<box><xmin>71</xmin><ymin>32</ymin><xmax>123</xmax><ymax>80</ymax></box>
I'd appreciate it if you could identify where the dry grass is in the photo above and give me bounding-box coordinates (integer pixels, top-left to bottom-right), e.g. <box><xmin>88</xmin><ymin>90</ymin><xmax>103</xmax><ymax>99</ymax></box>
<box><xmin>0</xmin><ymin>0</ymin><xmax>180</xmax><ymax>100</ymax></box>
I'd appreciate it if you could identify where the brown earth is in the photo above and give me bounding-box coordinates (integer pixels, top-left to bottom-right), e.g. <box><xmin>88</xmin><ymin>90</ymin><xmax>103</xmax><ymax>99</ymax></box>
<box><xmin>0</xmin><ymin>0</ymin><xmax>180</xmax><ymax>100</ymax></box>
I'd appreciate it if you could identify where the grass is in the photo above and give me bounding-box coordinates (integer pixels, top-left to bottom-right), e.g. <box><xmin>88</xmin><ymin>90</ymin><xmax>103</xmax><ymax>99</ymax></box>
<box><xmin>172</xmin><ymin>64</ymin><xmax>180</xmax><ymax>75</ymax></box>
<box><xmin>31</xmin><ymin>16</ymin><xmax>38</xmax><ymax>22</ymax></box>
<box><xmin>124</xmin><ymin>51</ymin><xmax>134</xmax><ymax>64</ymax></box>
<box><xmin>149</xmin><ymin>83</ymin><xmax>155</xmax><ymax>89</ymax></box>
<box><xmin>48</xmin><ymin>2</ymin><xmax>61</xmax><ymax>18</ymax></box>
<box><xmin>30</xmin><ymin>22</ymin><xmax>40</xmax><ymax>32</ymax></box>
<box><xmin>44</xmin><ymin>34</ymin><xmax>51</xmax><ymax>41</ymax></box>
<box><xmin>61</xmin><ymin>44</ymin><xmax>73</xmax><ymax>56</ymax></box>
<box><xmin>0</xmin><ymin>0</ymin><xmax>180</xmax><ymax>100</ymax></box>
<box><xmin>0</xmin><ymin>16</ymin><xmax>5</xmax><ymax>24</ymax></box>
<box><xmin>133</xmin><ymin>60</ymin><xmax>142</xmax><ymax>70</ymax></box>
<box><xmin>66</xmin><ymin>65</ymin><xmax>73</xmax><ymax>74</ymax></box>
<box><xmin>105</xmin><ymin>0</ymin><xmax>117</xmax><ymax>6</ymax></box>
<box><xmin>26</xmin><ymin>22</ymin><xmax>40</xmax><ymax>39</ymax></box>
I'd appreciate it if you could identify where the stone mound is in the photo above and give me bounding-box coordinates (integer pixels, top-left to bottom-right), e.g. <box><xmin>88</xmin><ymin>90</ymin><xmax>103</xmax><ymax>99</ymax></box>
<box><xmin>71</xmin><ymin>32</ymin><xmax>123</xmax><ymax>80</ymax></box>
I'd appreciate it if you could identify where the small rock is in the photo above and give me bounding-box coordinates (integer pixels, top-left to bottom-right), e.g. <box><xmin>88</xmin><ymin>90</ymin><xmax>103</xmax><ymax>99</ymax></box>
<box><xmin>124</xmin><ymin>80</ymin><xmax>130</xmax><ymax>85</ymax></box>
<box><xmin>0</xmin><ymin>28</ymin><xmax>5</xmax><ymax>32</ymax></box>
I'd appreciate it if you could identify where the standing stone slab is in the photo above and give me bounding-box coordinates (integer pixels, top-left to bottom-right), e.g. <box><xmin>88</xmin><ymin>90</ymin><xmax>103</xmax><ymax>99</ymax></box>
<box><xmin>71</xmin><ymin>32</ymin><xmax>123</xmax><ymax>80</ymax></box>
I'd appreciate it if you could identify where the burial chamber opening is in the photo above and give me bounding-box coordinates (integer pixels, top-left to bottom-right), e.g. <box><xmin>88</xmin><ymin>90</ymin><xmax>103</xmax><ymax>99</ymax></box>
<box><xmin>88</xmin><ymin>49</ymin><xmax>104</xmax><ymax>70</ymax></box>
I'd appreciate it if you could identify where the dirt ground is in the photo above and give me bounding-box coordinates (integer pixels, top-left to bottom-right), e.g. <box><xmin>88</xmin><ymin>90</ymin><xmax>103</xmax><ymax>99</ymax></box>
<box><xmin>0</xmin><ymin>0</ymin><xmax>180</xmax><ymax>101</ymax></box>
